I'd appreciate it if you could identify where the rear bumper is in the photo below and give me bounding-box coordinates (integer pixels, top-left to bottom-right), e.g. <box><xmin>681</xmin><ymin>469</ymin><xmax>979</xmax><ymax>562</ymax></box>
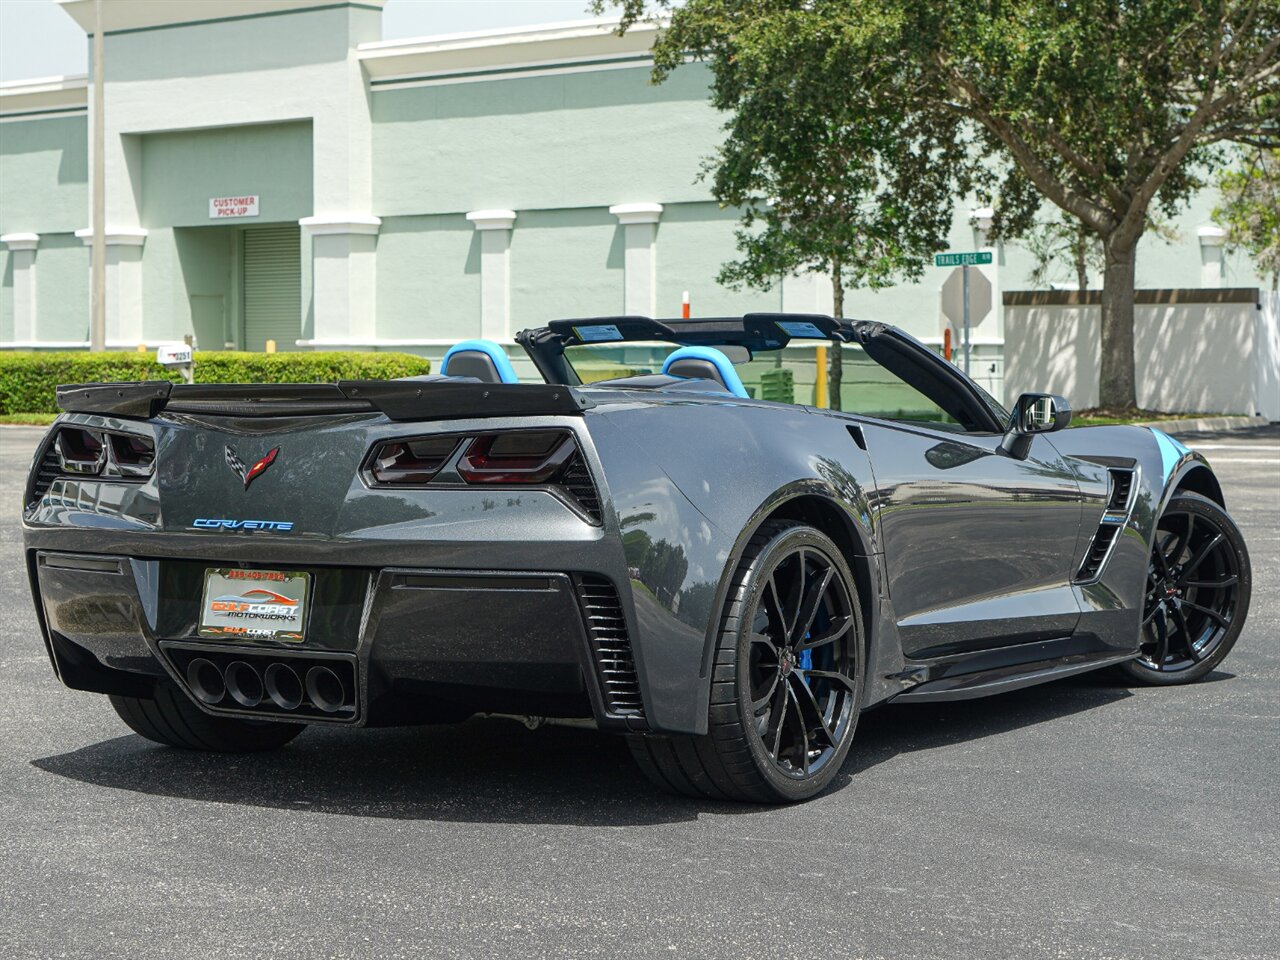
<box><xmin>27</xmin><ymin>546</ymin><xmax>649</xmax><ymax>732</ymax></box>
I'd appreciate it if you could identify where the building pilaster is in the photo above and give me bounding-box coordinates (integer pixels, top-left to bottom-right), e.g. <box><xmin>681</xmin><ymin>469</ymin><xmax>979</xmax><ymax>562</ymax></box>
<box><xmin>466</xmin><ymin>210</ymin><xmax>517</xmax><ymax>339</ymax></box>
<box><xmin>1</xmin><ymin>233</ymin><xmax>39</xmax><ymax>342</ymax></box>
<box><xmin>1198</xmin><ymin>226</ymin><xmax>1227</xmax><ymax>288</ymax></box>
<box><xmin>610</xmin><ymin>203</ymin><xmax>663</xmax><ymax>317</ymax></box>
<box><xmin>298</xmin><ymin>216</ymin><xmax>382</xmax><ymax>345</ymax></box>
<box><xmin>75</xmin><ymin>228</ymin><xmax>147</xmax><ymax>345</ymax></box>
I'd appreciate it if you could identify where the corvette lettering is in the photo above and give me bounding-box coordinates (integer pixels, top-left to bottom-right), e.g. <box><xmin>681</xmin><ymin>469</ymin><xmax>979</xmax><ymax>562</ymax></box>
<box><xmin>192</xmin><ymin>518</ymin><xmax>294</xmax><ymax>531</ymax></box>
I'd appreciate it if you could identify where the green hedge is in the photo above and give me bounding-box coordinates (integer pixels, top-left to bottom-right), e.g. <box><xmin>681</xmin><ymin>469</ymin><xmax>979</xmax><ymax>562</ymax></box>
<box><xmin>0</xmin><ymin>351</ymin><xmax>432</xmax><ymax>415</ymax></box>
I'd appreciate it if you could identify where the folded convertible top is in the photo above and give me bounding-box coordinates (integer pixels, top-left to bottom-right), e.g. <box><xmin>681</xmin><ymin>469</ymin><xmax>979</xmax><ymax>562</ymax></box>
<box><xmin>55</xmin><ymin>380</ymin><xmax>592</xmax><ymax>421</ymax></box>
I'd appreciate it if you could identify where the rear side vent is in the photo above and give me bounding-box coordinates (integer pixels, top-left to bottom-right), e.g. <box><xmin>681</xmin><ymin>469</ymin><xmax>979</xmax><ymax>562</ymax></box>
<box><xmin>26</xmin><ymin>443</ymin><xmax>61</xmax><ymax>507</ymax></box>
<box><xmin>560</xmin><ymin>452</ymin><xmax>603</xmax><ymax>523</ymax></box>
<box><xmin>573</xmin><ymin>575</ymin><xmax>644</xmax><ymax>721</ymax></box>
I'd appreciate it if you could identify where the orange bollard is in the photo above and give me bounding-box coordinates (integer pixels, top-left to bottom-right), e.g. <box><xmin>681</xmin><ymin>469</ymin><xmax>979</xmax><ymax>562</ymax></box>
<box><xmin>815</xmin><ymin>345</ymin><xmax>828</xmax><ymax>408</ymax></box>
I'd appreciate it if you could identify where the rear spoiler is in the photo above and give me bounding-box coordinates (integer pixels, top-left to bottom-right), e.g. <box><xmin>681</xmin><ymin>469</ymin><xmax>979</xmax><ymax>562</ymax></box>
<box><xmin>55</xmin><ymin>380</ymin><xmax>593</xmax><ymax>421</ymax></box>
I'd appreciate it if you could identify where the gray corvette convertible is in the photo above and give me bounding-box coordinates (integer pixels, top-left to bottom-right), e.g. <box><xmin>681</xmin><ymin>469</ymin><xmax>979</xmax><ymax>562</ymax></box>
<box><xmin>23</xmin><ymin>314</ymin><xmax>1251</xmax><ymax>802</ymax></box>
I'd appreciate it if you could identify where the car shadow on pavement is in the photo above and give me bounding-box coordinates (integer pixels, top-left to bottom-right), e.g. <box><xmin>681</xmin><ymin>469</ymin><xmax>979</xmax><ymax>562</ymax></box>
<box><xmin>32</xmin><ymin>674</ymin><xmax>1144</xmax><ymax>825</ymax></box>
<box><xmin>823</xmin><ymin>675</ymin><xmax>1139</xmax><ymax>793</ymax></box>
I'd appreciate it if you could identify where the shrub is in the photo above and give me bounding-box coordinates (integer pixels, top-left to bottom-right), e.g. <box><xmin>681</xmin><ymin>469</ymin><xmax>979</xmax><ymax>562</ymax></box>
<box><xmin>0</xmin><ymin>351</ymin><xmax>431</xmax><ymax>414</ymax></box>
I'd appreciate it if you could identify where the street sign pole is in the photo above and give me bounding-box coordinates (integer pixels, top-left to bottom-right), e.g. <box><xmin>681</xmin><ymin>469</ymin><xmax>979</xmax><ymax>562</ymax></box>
<box><xmin>935</xmin><ymin>250</ymin><xmax>991</xmax><ymax>375</ymax></box>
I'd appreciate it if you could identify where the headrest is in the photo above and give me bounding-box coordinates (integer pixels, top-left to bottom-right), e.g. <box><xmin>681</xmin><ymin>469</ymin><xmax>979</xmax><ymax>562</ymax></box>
<box><xmin>440</xmin><ymin>339</ymin><xmax>519</xmax><ymax>384</ymax></box>
<box><xmin>661</xmin><ymin>346</ymin><xmax>749</xmax><ymax>398</ymax></box>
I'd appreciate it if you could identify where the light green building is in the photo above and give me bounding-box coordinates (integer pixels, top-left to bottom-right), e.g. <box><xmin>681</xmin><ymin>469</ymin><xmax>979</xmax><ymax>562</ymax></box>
<box><xmin>0</xmin><ymin>0</ymin><xmax>1268</xmax><ymax>402</ymax></box>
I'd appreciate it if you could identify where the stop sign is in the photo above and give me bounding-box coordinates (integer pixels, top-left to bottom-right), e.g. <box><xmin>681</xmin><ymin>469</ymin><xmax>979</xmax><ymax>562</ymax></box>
<box><xmin>940</xmin><ymin>265</ymin><xmax>993</xmax><ymax>328</ymax></box>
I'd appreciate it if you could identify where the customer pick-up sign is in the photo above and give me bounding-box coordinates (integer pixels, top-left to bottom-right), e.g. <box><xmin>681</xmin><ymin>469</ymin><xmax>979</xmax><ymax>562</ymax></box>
<box><xmin>209</xmin><ymin>195</ymin><xmax>259</xmax><ymax>219</ymax></box>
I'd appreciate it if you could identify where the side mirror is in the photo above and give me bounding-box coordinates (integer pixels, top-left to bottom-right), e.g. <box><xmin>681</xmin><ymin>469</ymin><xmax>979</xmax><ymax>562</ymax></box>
<box><xmin>1000</xmin><ymin>393</ymin><xmax>1071</xmax><ymax>459</ymax></box>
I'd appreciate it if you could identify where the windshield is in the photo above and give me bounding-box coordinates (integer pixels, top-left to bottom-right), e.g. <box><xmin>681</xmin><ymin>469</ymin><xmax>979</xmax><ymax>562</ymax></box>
<box><xmin>565</xmin><ymin>342</ymin><xmax>968</xmax><ymax>430</ymax></box>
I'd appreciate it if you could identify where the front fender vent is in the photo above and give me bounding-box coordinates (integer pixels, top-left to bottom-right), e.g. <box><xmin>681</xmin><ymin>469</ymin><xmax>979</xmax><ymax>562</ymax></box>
<box><xmin>1075</xmin><ymin>467</ymin><xmax>1138</xmax><ymax>584</ymax></box>
<box><xmin>573</xmin><ymin>574</ymin><xmax>644</xmax><ymax>721</ymax></box>
<box><xmin>1075</xmin><ymin>525</ymin><xmax>1121</xmax><ymax>582</ymax></box>
<box><xmin>1107</xmin><ymin>468</ymin><xmax>1134</xmax><ymax>512</ymax></box>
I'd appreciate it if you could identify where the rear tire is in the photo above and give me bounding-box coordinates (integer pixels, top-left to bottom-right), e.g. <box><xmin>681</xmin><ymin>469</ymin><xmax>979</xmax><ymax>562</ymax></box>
<box><xmin>109</xmin><ymin>682</ymin><xmax>305</xmax><ymax>753</ymax></box>
<box><xmin>629</xmin><ymin>521</ymin><xmax>864</xmax><ymax>803</ymax></box>
<box><xmin>1118</xmin><ymin>492</ymin><xmax>1251</xmax><ymax>686</ymax></box>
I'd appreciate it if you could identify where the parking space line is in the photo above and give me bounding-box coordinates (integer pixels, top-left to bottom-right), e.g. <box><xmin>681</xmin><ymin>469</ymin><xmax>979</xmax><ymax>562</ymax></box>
<box><xmin>1198</xmin><ymin>463</ymin><xmax>1280</xmax><ymax>471</ymax></box>
<box><xmin>1187</xmin><ymin>448</ymin><xmax>1280</xmax><ymax>455</ymax></box>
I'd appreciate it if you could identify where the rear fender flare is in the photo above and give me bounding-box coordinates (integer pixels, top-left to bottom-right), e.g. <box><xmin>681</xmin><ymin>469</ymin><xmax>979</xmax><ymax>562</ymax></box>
<box><xmin>697</xmin><ymin>482</ymin><xmax>880</xmax><ymax>687</ymax></box>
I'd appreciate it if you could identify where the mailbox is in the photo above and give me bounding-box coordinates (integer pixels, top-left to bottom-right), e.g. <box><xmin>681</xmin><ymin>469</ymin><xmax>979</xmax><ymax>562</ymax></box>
<box><xmin>156</xmin><ymin>343</ymin><xmax>195</xmax><ymax>383</ymax></box>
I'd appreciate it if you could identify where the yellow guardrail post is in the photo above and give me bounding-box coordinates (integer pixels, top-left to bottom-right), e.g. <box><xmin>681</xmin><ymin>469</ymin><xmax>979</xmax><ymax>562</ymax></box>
<box><xmin>265</xmin><ymin>339</ymin><xmax>276</xmax><ymax>354</ymax></box>
<box><xmin>814</xmin><ymin>344</ymin><xmax>828</xmax><ymax>409</ymax></box>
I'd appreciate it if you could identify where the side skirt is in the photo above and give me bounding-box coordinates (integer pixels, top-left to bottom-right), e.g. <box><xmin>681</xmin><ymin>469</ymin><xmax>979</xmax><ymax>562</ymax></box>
<box><xmin>890</xmin><ymin>649</ymin><xmax>1138</xmax><ymax>703</ymax></box>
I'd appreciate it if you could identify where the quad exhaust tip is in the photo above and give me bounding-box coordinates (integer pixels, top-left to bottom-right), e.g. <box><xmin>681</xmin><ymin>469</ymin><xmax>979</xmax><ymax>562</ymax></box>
<box><xmin>186</xmin><ymin>658</ymin><xmax>225</xmax><ymax>705</ymax></box>
<box><xmin>264</xmin><ymin>662</ymin><xmax>303</xmax><ymax>710</ymax></box>
<box><xmin>305</xmin><ymin>665</ymin><xmax>346</xmax><ymax>714</ymax></box>
<box><xmin>225</xmin><ymin>660</ymin><xmax>265</xmax><ymax>707</ymax></box>
<box><xmin>177</xmin><ymin>653</ymin><xmax>351</xmax><ymax>716</ymax></box>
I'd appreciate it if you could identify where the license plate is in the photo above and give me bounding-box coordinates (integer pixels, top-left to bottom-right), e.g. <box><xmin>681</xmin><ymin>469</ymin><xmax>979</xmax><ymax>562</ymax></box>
<box><xmin>198</xmin><ymin>568</ymin><xmax>310</xmax><ymax>643</ymax></box>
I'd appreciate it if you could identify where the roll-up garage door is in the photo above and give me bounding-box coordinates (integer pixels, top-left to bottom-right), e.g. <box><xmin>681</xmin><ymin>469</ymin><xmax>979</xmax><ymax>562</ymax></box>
<box><xmin>242</xmin><ymin>225</ymin><xmax>301</xmax><ymax>352</ymax></box>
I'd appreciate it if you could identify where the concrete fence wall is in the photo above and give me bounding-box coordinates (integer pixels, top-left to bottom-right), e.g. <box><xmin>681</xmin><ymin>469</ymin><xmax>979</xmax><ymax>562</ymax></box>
<box><xmin>1004</xmin><ymin>288</ymin><xmax>1280</xmax><ymax>420</ymax></box>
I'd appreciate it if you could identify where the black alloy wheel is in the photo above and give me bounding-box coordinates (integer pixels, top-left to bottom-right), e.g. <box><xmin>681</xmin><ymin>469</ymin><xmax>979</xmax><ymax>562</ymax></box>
<box><xmin>747</xmin><ymin>537</ymin><xmax>859</xmax><ymax>781</ymax></box>
<box><xmin>628</xmin><ymin>522</ymin><xmax>864</xmax><ymax>803</ymax></box>
<box><xmin>1120</xmin><ymin>492</ymin><xmax>1251</xmax><ymax>685</ymax></box>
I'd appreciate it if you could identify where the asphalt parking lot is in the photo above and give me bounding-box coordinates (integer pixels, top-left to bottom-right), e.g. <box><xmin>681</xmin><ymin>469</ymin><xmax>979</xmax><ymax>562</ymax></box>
<box><xmin>1</xmin><ymin>423</ymin><xmax>1276</xmax><ymax>960</ymax></box>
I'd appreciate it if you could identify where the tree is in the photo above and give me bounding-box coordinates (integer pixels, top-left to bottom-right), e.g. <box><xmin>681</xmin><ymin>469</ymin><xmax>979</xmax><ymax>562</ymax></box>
<box><xmin>1213</xmin><ymin>148</ymin><xmax>1280</xmax><ymax>288</ymax></box>
<box><xmin>1024</xmin><ymin>215</ymin><xmax>1100</xmax><ymax>292</ymax></box>
<box><xmin>606</xmin><ymin>1</ymin><xmax>1280</xmax><ymax>410</ymax></box>
<box><xmin>1024</xmin><ymin>214</ymin><xmax>1179</xmax><ymax>291</ymax></box>
<box><xmin>597</xmin><ymin>2</ymin><xmax>968</xmax><ymax>408</ymax></box>
<box><xmin>702</xmin><ymin>25</ymin><xmax>970</xmax><ymax>408</ymax></box>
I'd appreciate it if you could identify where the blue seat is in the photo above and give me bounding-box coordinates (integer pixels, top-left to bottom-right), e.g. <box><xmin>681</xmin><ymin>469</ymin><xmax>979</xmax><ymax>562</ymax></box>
<box><xmin>661</xmin><ymin>346</ymin><xmax>749</xmax><ymax>398</ymax></box>
<box><xmin>440</xmin><ymin>339</ymin><xmax>519</xmax><ymax>384</ymax></box>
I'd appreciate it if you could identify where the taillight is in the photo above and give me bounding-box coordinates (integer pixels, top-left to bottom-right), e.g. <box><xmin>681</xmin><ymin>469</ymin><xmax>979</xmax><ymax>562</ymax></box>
<box><xmin>56</xmin><ymin>428</ymin><xmax>106</xmax><ymax>474</ymax></box>
<box><xmin>368</xmin><ymin>436</ymin><xmax>460</xmax><ymax>484</ymax></box>
<box><xmin>48</xmin><ymin>427</ymin><xmax>154</xmax><ymax>480</ymax></box>
<box><xmin>362</xmin><ymin>429</ymin><xmax>601</xmax><ymax>523</ymax></box>
<box><xmin>457</xmin><ymin>431</ymin><xmax>575</xmax><ymax>484</ymax></box>
<box><xmin>108</xmin><ymin>432</ymin><xmax>156</xmax><ymax>477</ymax></box>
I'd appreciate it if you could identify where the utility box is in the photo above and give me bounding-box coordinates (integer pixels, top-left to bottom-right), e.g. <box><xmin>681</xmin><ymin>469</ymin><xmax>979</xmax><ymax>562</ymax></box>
<box><xmin>760</xmin><ymin>367</ymin><xmax>794</xmax><ymax>404</ymax></box>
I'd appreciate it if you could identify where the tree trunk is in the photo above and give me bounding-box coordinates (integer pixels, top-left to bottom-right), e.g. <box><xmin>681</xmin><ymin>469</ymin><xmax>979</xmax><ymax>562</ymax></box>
<box><xmin>829</xmin><ymin>262</ymin><xmax>844</xmax><ymax>411</ymax></box>
<box><xmin>1098</xmin><ymin>234</ymin><xmax>1139</xmax><ymax>411</ymax></box>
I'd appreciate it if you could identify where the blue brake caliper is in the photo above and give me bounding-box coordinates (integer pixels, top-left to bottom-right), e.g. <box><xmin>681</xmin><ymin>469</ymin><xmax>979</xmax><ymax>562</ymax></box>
<box><xmin>799</xmin><ymin>639</ymin><xmax>813</xmax><ymax>679</ymax></box>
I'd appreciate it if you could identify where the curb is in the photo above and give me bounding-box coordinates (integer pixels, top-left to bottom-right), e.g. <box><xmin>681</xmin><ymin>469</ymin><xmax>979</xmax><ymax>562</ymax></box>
<box><xmin>1138</xmin><ymin>414</ymin><xmax>1270</xmax><ymax>434</ymax></box>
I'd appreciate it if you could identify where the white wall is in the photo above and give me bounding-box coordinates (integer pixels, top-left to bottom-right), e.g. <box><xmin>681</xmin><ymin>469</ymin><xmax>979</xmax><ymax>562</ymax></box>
<box><xmin>1004</xmin><ymin>290</ymin><xmax>1279</xmax><ymax>420</ymax></box>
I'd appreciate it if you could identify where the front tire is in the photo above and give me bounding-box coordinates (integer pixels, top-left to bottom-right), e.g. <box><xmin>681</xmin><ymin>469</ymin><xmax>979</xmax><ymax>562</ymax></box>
<box><xmin>110</xmin><ymin>682</ymin><xmax>305</xmax><ymax>752</ymax></box>
<box><xmin>1118</xmin><ymin>492</ymin><xmax>1251</xmax><ymax>685</ymax></box>
<box><xmin>629</xmin><ymin>521</ymin><xmax>864</xmax><ymax>803</ymax></box>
